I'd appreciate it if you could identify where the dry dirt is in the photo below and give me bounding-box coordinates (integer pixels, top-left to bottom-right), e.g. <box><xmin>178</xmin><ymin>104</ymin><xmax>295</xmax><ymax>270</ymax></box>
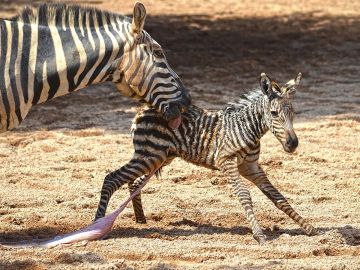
<box><xmin>0</xmin><ymin>0</ymin><xmax>360</xmax><ymax>269</ymax></box>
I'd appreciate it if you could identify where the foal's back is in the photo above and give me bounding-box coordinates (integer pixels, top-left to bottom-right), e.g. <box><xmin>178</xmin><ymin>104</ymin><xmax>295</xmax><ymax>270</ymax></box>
<box><xmin>132</xmin><ymin>105</ymin><xmax>223</xmax><ymax>169</ymax></box>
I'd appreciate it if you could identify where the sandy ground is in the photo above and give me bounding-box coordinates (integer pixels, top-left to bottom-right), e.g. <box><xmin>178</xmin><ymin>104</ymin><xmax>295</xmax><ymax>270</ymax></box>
<box><xmin>0</xmin><ymin>0</ymin><xmax>360</xmax><ymax>269</ymax></box>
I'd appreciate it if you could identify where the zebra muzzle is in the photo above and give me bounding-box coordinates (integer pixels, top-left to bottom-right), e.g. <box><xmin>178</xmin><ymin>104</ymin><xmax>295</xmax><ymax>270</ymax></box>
<box><xmin>283</xmin><ymin>131</ymin><xmax>298</xmax><ymax>153</ymax></box>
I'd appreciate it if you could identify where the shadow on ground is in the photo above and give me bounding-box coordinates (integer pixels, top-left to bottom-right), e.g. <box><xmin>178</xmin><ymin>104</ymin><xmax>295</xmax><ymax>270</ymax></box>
<box><xmin>266</xmin><ymin>225</ymin><xmax>360</xmax><ymax>246</ymax></box>
<box><xmin>1</xmin><ymin>219</ymin><xmax>359</xmax><ymax>246</ymax></box>
<box><xmin>146</xmin><ymin>13</ymin><xmax>359</xmax><ymax>76</ymax></box>
<box><xmin>0</xmin><ymin>259</ymin><xmax>38</xmax><ymax>270</ymax></box>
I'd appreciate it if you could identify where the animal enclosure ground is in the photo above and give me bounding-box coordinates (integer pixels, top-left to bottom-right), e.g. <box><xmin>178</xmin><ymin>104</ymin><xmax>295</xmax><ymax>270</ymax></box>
<box><xmin>0</xmin><ymin>0</ymin><xmax>359</xmax><ymax>269</ymax></box>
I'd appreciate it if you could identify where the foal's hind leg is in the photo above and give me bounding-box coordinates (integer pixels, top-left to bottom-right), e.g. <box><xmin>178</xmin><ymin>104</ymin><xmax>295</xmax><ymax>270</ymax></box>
<box><xmin>94</xmin><ymin>153</ymin><xmax>164</xmax><ymax>221</ymax></box>
<box><xmin>128</xmin><ymin>176</ymin><xmax>147</xmax><ymax>224</ymax></box>
<box><xmin>129</xmin><ymin>157</ymin><xmax>174</xmax><ymax>224</ymax></box>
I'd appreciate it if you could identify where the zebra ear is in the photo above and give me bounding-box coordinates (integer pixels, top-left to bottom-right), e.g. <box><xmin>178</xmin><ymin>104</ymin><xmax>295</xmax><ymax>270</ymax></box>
<box><xmin>132</xmin><ymin>2</ymin><xmax>147</xmax><ymax>37</ymax></box>
<box><xmin>282</xmin><ymin>72</ymin><xmax>302</xmax><ymax>97</ymax></box>
<box><xmin>294</xmin><ymin>72</ymin><xmax>302</xmax><ymax>86</ymax></box>
<box><xmin>259</xmin><ymin>73</ymin><xmax>273</xmax><ymax>98</ymax></box>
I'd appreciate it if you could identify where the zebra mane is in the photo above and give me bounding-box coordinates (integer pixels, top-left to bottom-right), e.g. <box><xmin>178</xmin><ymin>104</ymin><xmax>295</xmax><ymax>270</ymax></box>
<box><xmin>9</xmin><ymin>4</ymin><xmax>131</xmax><ymax>26</ymax></box>
<box><xmin>225</xmin><ymin>88</ymin><xmax>264</xmax><ymax>112</ymax></box>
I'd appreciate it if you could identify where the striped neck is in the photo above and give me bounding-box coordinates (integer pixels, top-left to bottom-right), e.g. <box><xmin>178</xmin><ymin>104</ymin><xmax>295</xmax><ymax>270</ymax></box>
<box><xmin>224</xmin><ymin>91</ymin><xmax>270</xmax><ymax>147</ymax></box>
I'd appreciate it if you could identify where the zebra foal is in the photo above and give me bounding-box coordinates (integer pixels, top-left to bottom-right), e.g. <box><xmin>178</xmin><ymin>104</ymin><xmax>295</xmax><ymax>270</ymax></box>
<box><xmin>95</xmin><ymin>73</ymin><xmax>318</xmax><ymax>243</ymax></box>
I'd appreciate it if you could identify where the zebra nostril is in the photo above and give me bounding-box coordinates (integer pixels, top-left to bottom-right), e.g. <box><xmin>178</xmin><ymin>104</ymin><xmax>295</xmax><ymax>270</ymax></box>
<box><xmin>286</xmin><ymin>137</ymin><xmax>298</xmax><ymax>149</ymax></box>
<box><xmin>293</xmin><ymin>138</ymin><xmax>298</xmax><ymax>148</ymax></box>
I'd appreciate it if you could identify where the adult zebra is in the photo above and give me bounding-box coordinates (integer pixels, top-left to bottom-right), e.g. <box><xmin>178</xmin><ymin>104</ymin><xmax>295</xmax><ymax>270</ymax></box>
<box><xmin>0</xmin><ymin>2</ymin><xmax>190</xmax><ymax>132</ymax></box>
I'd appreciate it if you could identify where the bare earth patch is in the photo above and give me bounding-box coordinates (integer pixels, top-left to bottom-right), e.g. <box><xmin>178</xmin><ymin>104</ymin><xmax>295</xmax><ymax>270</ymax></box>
<box><xmin>0</xmin><ymin>0</ymin><xmax>359</xmax><ymax>269</ymax></box>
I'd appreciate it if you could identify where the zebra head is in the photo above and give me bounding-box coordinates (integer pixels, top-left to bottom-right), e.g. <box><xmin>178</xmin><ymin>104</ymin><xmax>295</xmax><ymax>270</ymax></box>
<box><xmin>115</xmin><ymin>2</ymin><xmax>191</xmax><ymax>129</ymax></box>
<box><xmin>260</xmin><ymin>73</ymin><xmax>301</xmax><ymax>153</ymax></box>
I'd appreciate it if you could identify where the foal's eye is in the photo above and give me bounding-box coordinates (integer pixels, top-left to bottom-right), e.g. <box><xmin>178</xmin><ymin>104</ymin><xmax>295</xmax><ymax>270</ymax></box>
<box><xmin>153</xmin><ymin>49</ymin><xmax>163</xmax><ymax>58</ymax></box>
<box><xmin>271</xmin><ymin>111</ymin><xmax>279</xmax><ymax>117</ymax></box>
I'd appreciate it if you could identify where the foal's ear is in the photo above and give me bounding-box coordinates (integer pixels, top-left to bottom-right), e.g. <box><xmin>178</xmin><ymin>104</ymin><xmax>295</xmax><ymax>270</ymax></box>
<box><xmin>294</xmin><ymin>72</ymin><xmax>302</xmax><ymax>86</ymax></box>
<box><xmin>131</xmin><ymin>2</ymin><xmax>147</xmax><ymax>38</ymax></box>
<box><xmin>259</xmin><ymin>73</ymin><xmax>273</xmax><ymax>97</ymax></box>
<box><xmin>282</xmin><ymin>72</ymin><xmax>302</xmax><ymax>97</ymax></box>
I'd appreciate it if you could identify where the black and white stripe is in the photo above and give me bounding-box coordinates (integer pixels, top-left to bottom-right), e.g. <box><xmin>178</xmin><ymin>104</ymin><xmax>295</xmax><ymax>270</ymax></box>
<box><xmin>0</xmin><ymin>3</ymin><xmax>190</xmax><ymax>132</ymax></box>
<box><xmin>94</xmin><ymin>73</ymin><xmax>318</xmax><ymax>244</ymax></box>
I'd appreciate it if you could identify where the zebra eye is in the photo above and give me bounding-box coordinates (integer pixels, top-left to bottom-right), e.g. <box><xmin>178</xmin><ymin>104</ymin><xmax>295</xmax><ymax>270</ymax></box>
<box><xmin>271</xmin><ymin>110</ymin><xmax>279</xmax><ymax>117</ymax></box>
<box><xmin>153</xmin><ymin>49</ymin><xmax>163</xmax><ymax>58</ymax></box>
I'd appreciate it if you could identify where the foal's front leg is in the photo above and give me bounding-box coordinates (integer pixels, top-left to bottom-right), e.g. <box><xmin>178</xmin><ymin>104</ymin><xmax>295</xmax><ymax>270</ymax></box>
<box><xmin>222</xmin><ymin>157</ymin><xmax>266</xmax><ymax>244</ymax></box>
<box><xmin>238</xmin><ymin>160</ymin><xmax>318</xmax><ymax>236</ymax></box>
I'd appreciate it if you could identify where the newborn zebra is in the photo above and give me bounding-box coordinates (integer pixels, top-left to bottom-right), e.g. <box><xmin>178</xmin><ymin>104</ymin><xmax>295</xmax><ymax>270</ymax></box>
<box><xmin>95</xmin><ymin>73</ymin><xmax>317</xmax><ymax>243</ymax></box>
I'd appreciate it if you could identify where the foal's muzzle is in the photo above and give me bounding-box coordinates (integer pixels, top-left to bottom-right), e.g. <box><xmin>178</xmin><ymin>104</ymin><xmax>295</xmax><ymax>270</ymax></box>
<box><xmin>283</xmin><ymin>132</ymin><xmax>298</xmax><ymax>153</ymax></box>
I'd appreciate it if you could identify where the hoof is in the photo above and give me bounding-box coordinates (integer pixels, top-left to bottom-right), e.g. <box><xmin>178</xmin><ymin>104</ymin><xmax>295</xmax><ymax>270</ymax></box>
<box><xmin>254</xmin><ymin>234</ymin><xmax>266</xmax><ymax>245</ymax></box>
<box><xmin>305</xmin><ymin>225</ymin><xmax>319</xmax><ymax>236</ymax></box>
<box><xmin>136</xmin><ymin>218</ymin><xmax>147</xmax><ymax>224</ymax></box>
<box><xmin>93</xmin><ymin>216</ymin><xmax>104</xmax><ymax>223</ymax></box>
